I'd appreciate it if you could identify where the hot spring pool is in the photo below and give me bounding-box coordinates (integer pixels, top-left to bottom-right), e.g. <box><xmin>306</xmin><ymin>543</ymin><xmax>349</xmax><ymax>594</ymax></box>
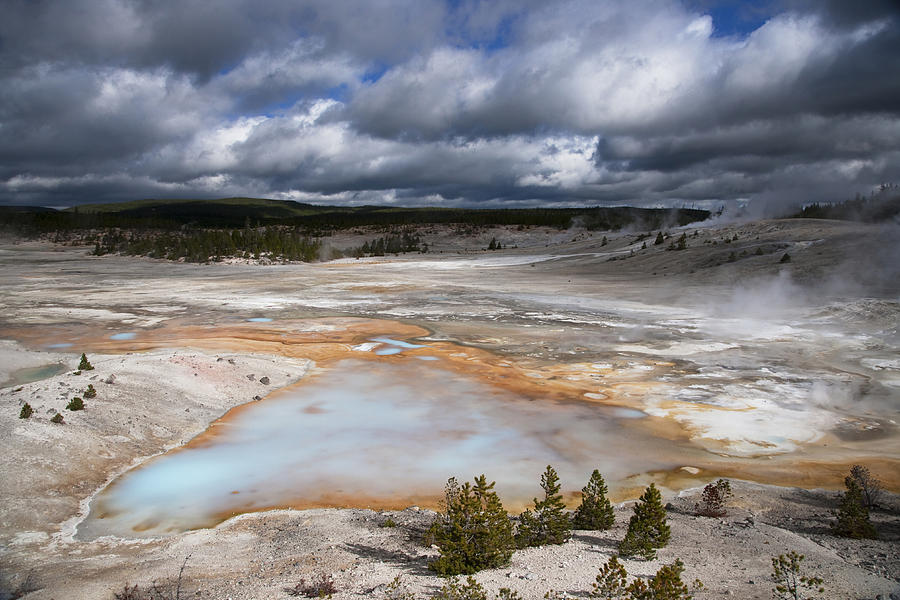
<box><xmin>78</xmin><ymin>357</ymin><xmax>681</xmax><ymax>539</ymax></box>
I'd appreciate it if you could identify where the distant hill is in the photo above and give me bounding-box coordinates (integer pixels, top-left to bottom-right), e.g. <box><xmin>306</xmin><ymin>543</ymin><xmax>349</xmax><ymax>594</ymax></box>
<box><xmin>1</xmin><ymin>198</ymin><xmax>711</xmax><ymax>264</ymax></box>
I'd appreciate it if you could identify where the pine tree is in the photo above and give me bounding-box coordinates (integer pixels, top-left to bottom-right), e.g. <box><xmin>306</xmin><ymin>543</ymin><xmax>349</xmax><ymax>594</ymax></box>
<box><xmin>50</xmin><ymin>412</ymin><xmax>64</xmax><ymax>424</ymax></box>
<box><xmin>619</xmin><ymin>483</ymin><xmax>670</xmax><ymax>560</ymax></box>
<box><xmin>573</xmin><ymin>470</ymin><xmax>615</xmax><ymax>530</ymax></box>
<box><xmin>78</xmin><ymin>353</ymin><xmax>94</xmax><ymax>371</ymax></box>
<box><xmin>591</xmin><ymin>555</ymin><xmax>628</xmax><ymax>598</ymax></box>
<box><xmin>695</xmin><ymin>479</ymin><xmax>732</xmax><ymax>517</ymax></box>
<box><xmin>516</xmin><ymin>465</ymin><xmax>571</xmax><ymax>548</ymax></box>
<box><xmin>66</xmin><ymin>397</ymin><xmax>84</xmax><ymax>411</ymax></box>
<box><xmin>591</xmin><ymin>557</ymin><xmax>697</xmax><ymax>600</ymax></box>
<box><xmin>771</xmin><ymin>552</ymin><xmax>824</xmax><ymax>600</ymax></box>
<box><xmin>848</xmin><ymin>464</ymin><xmax>882</xmax><ymax>509</ymax></box>
<box><xmin>626</xmin><ymin>560</ymin><xmax>692</xmax><ymax>600</ymax></box>
<box><xmin>428</xmin><ymin>475</ymin><xmax>516</xmax><ymax>575</ymax></box>
<box><xmin>832</xmin><ymin>476</ymin><xmax>876</xmax><ymax>539</ymax></box>
<box><xmin>654</xmin><ymin>232</ymin><xmax>664</xmax><ymax>245</ymax></box>
<box><xmin>83</xmin><ymin>384</ymin><xmax>97</xmax><ymax>399</ymax></box>
<box><xmin>19</xmin><ymin>403</ymin><xmax>33</xmax><ymax>419</ymax></box>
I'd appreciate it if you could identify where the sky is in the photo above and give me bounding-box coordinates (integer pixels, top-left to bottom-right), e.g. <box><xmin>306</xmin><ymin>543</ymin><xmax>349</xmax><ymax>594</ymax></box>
<box><xmin>0</xmin><ymin>0</ymin><xmax>898</xmax><ymax>210</ymax></box>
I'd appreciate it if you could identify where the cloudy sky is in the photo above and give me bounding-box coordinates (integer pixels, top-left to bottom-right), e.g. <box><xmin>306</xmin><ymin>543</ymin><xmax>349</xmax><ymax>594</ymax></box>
<box><xmin>1</xmin><ymin>0</ymin><xmax>898</xmax><ymax>210</ymax></box>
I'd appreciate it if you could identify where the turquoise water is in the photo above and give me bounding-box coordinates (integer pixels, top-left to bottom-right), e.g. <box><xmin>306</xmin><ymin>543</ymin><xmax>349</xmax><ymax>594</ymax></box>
<box><xmin>247</xmin><ymin>317</ymin><xmax>273</xmax><ymax>322</ymax></box>
<box><xmin>3</xmin><ymin>363</ymin><xmax>69</xmax><ymax>387</ymax></box>
<box><xmin>110</xmin><ymin>332</ymin><xmax>137</xmax><ymax>340</ymax></box>
<box><xmin>78</xmin><ymin>359</ymin><xmax>669</xmax><ymax>539</ymax></box>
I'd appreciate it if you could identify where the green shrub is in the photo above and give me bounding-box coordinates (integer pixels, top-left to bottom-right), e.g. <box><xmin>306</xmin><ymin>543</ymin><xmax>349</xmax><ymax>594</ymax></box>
<box><xmin>19</xmin><ymin>403</ymin><xmax>33</xmax><ymax>419</ymax></box>
<box><xmin>619</xmin><ymin>483</ymin><xmax>670</xmax><ymax>560</ymax></box>
<box><xmin>626</xmin><ymin>560</ymin><xmax>693</xmax><ymax>600</ymax></box>
<box><xmin>694</xmin><ymin>479</ymin><xmax>732</xmax><ymax>517</ymax></box>
<box><xmin>572</xmin><ymin>469</ymin><xmax>614</xmax><ymax>530</ymax></box>
<box><xmin>380</xmin><ymin>517</ymin><xmax>397</xmax><ymax>528</ymax></box>
<box><xmin>50</xmin><ymin>412</ymin><xmax>64</xmax><ymax>424</ymax></box>
<box><xmin>432</xmin><ymin>576</ymin><xmax>487</xmax><ymax>600</ymax></box>
<box><xmin>428</xmin><ymin>475</ymin><xmax>515</xmax><ymax>576</ymax></box>
<box><xmin>78</xmin><ymin>353</ymin><xmax>94</xmax><ymax>371</ymax></box>
<box><xmin>516</xmin><ymin>465</ymin><xmax>571</xmax><ymax>548</ymax></box>
<box><xmin>83</xmin><ymin>384</ymin><xmax>97</xmax><ymax>399</ymax></box>
<box><xmin>591</xmin><ymin>556</ymin><xmax>697</xmax><ymax>599</ymax></box>
<box><xmin>832</xmin><ymin>476</ymin><xmax>876</xmax><ymax>539</ymax></box>
<box><xmin>654</xmin><ymin>232</ymin><xmax>664</xmax><ymax>245</ymax></box>
<box><xmin>66</xmin><ymin>397</ymin><xmax>84</xmax><ymax>411</ymax></box>
<box><xmin>779</xmin><ymin>253</ymin><xmax>791</xmax><ymax>263</ymax></box>
<box><xmin>771</xmin><ymin>551</ymin><xmax>824</xmax><ymax>600</ymax></box>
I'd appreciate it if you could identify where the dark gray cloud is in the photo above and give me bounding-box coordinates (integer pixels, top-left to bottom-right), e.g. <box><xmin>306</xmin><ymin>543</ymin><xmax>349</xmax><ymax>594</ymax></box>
<box><xmin>0</xmin><ymin>0</ymin><xmax>897</xmax><ymax>210</ymax></box>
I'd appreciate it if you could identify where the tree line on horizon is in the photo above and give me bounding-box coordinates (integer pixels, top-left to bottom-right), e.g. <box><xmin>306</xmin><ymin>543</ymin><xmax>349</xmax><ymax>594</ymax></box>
<box><xmin>0</xmin><ymin>200</ymin><xmax>710</xmax><ymax>234</ymax></box>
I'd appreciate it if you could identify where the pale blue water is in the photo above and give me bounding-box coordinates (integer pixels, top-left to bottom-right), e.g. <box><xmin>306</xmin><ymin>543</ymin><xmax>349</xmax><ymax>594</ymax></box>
<box><xmin>110</xmin><ymin>332</ymin><xmax>137</xmax><ymax>340</ymax></box>
<box><xmin>78</xmin><ymin>359</ymin><xmax>669</xmax><ymax>539</ymax></box>
<box><xmin>247</xmin><ymin>317</ymin><xmax>273</xmax><ymax>322</ymax></box>
<box><xmin>374</xmin><ymin>347</ymin><xmax>404</xmax><ymax>355</ymax></box>
<box><xmin>370</xmin><ymin>337</ymin><xmax>427</xmax><ymax>349</ymax></box>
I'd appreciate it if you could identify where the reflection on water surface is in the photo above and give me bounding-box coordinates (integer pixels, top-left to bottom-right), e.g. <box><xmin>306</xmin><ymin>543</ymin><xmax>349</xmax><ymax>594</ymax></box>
<box><xmin>79</xmin><ymin>357</ymin><xmax>675</xmax><ymax>538</ymax></box>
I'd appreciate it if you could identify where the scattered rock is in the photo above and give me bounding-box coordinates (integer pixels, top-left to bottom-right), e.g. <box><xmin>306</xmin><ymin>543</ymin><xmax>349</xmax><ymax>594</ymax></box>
<box><xmin>247</xmin><ymin>374</ymin><xmax>255</xmax><ymax>381</ymax></box>
<box><xmin>259</xmin><ymin>376</ymin><xmax>270</xmax><ymax>385</ymax></box>
<box><xmin>103</xmin><ymin>374</ymin><xmax>116</xmax><ymax>384</ymax></box>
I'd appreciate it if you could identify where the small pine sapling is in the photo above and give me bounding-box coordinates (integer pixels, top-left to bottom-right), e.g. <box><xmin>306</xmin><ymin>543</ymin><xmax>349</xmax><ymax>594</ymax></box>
<box><xmin>695</xmin><ymin>479</ymin><xmax>732</xmax><ymax>517</ymax></box>
<box><xmin>78</xmin><ymin>353</ymin><xmax>94</xmax><ymax>371</ymax></box>
<box><xmin>619</xmin><ymin>483</ymin><xmax>670</xmax><ymax>560</ymax></box>
<box><xmin>50</xmin><ymin>412</ymin><xmax>64</xmax><ymax>424</ymax></box>
<box><xmin>573</xmin><ymin>469</ymin><xmax>615</xmax><ymax>530</ymax></box>
<box><xmin>19</xmin><ymin>402</ymin><xmax>33</xmax><ymax>419</ymax></box>
<box><xmin>591</xmin><ymin>555</ymin><xmax>628</xmax><ymax>598</ymax></box>
<box><xmin>626</xmin><ymin>560</ymin><xmax>693</xmax><ymax>600</ymax></box>
<box><xmin>383</xmin><ymin>576</ymin><xmax>416</xmax><ymax>600</ymax></box>
<box><xmin>66</xmin><ymin>396</ymin><xmax>84</xmax><ymax>411</ymax></box>
<box><xmin>832</xmin><ymin>476</ymin><xmax>877</xmax><ymax>539</ymax></box>
<box><xmin>590</xmin><ymin>557</ymin><xmax>698</xmax><ymax>600</ymax></box>
<box><xmin>83</xmin><ymin>384</ymin><xmax>97</xmax><ymax>399</ymax></box>
<box><xmin>771</xmin><ymin>551</ymin><xmax>824</xmax><ymax>600</ymax></box>
<box><xmin>432</xmin><ymin>576</ymin><xmax>487</xmax><ymax>600</ymax></box>
<box><xmin>516</xmin><ymin>465</ymin><xmax>571</xmax><ymax>548</ymax></box>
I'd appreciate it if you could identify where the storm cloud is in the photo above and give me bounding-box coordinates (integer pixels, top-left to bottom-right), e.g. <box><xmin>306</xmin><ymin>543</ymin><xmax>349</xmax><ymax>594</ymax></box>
<box><xmin>1</xmin><ymin>0</ymin><xmax>897</xmax><ymax>209</ymax></box>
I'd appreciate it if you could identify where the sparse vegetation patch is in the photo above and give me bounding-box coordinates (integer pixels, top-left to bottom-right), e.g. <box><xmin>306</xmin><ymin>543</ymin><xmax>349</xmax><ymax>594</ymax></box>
<box><xmin>19</xmin><ymin>402</ymin><xmax>33</xmax><ymax>419</ymax></box>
